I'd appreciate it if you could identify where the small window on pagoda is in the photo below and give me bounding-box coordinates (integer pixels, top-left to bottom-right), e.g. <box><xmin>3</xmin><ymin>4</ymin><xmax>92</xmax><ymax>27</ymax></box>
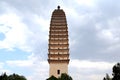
<box><xmin>58</xmin><ymin>57</ymin><xmax>60</xmax><ymax>60</ymax></box>
<box><xmin>57</xmin><ymin>70</ymin><xmax>60</xmax><ymax>75</ymax></box>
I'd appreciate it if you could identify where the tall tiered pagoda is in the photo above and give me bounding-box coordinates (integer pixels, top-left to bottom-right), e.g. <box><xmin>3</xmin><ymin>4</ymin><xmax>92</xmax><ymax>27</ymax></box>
<box><xmin>48</xmin><ymin>6</ymin><xmax>70</xmax><ymax>77</ymax></box>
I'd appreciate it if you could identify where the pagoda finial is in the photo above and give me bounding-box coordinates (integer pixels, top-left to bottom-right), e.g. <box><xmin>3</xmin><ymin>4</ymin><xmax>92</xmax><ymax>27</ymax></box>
<box><xmin>57</xmin><ymin>5</ymin><xmax>60</xmax><ymax>10</ymax></box>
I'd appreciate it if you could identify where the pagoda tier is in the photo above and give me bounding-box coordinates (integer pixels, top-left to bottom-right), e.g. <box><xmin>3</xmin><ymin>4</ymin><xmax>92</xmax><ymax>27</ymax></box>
<box><xmin>48</xmin><ymin>6</ymin><xmax>69</xmax><ymax>64</ymax></box>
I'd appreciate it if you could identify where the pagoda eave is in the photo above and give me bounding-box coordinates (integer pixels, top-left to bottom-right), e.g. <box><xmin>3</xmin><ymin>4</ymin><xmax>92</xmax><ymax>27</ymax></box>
<box><xmin>48</xmin><ymin>59</ymin><xmax>70</xmax><ymax>64</ymax></box>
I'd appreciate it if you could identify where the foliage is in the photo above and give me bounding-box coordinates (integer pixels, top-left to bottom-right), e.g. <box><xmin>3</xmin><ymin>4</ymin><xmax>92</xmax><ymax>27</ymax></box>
<box><xmin>0</xmin><ymin>73</ymin><xmax>8</xmax><ymax>80</ymax></box>
<box><xmin>103</xmin><ymin>74</ymin><xmax>112</xmax><ymax>80</ymax></box>
<box><xmin>46</xmin><ymin>75</ymin><xmax>58</xmax><ymax>80</ymax></box>
<box><xmin>58</xmin><ymin>73</ymin><xmax>72</xmax><ymax>80</ymax></box>
<box><xmin>103</xmin><ymin>63</ymin><xmax>120</xmax><ymax>80</ymax></box>
<box><xmin>0</xmin><ymin>73</ymin><xmax>27</xmax><ymax>80</ymax></box>
<box><xmin>47</xmin><ymin>73</ymin><xmax>72</xmax><ymax>80</ymax></box>
<box><xmin>112</xmin><ymin>63</ymin><xmax>120</xmax><ymax>80</ymax></box>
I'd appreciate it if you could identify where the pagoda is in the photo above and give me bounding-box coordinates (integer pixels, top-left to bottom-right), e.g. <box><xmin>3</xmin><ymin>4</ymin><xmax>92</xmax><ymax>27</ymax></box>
<box><xmin>48</xmin><ymin>6</ymin><xmax>70</xmax><ymax>77</ymax></box>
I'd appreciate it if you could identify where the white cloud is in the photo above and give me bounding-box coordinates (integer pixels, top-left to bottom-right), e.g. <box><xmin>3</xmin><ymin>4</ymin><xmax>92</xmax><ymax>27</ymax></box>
<box><xmin>95</xmin><ymin>16</ymin><xmax>120</xmax><ymax>54</ymax></box>
<box><xmin>27</xmin><ymin>61</ymin><xmax>49</xmax><ymax>80</ymax></box>
<box><xmin>6</xmin><ymin>53</ymin><xmax>37</xmax><ymax>67</ymax></box>
<box><xmin>70</xmin><ymin>59</ymin><xmax>114</xmax><ymax>70</ymax></box>
<box><xmin>0</xmin><ymin>62</ymin><xmax>4</xmax><ymax>69</ymax></box>
<box><xmin>97</xmin><ymin>17</ymin><xmax>120</xmax><ymax>44</ymax></box>
<box><xmin>98</xmin><ymin>29</ymin><xmax>114</xmax><ymax>41</ymax></box>
<box><xmin>0</xmin><ymin>2</ymin><xmax>49</xmax><ymax>55</ymax></box>
<box><xmin>6</xmin><ymin>53</ymin><xmax>49</xmax><ymax>80</ymax></box>
<box><xmin>69</xmin><ymin>59</ymin><xmax>114</xmax><ymax>80</ymax></box>
<box><xmin>33</xmin><ymin>15</ymin><xmax>49</xmax><ymax>31</ymax></box>
<box><xmin>6</xmin><ymin>58</ymin><xmax>115</xmax><ymax>80</ymax></box>
<box><xmin>0</xmin><ymin>62</ymin><xmax>11</xmax><ymax>74</ymax></box>
<box><xmin>0</xmin><ymin>6</ymin><xmax>48</xmax><ymax>53</ymax></box>
<box><xmin>0</xmin><ymin>11</ymin><xmax>33</xmax><ymax>51</ymax></box>
<box><xmin>6</xmin><ymin>60</ymin><xmax>33</xmax><ymax>67</ymax></box>
<box><xmin>75</xmin><ymin>0</ymin><xmax>96</xmax><ymax>7</ymax></box>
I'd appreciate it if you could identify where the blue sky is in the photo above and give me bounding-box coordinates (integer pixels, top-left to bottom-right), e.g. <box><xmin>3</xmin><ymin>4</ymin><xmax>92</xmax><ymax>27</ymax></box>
<box><xmin>0</xmin><ymin>0</ymin><xmax>120</xmax><ymax>80</ymax></box>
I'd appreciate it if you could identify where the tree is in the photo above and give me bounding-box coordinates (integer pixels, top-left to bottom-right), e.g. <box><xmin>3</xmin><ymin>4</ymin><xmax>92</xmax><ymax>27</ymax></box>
<box><xmin>0</xmin><ymin>73</ymin><xmax>27</xmax><ymax>80</ymax></box>
<box><xmin>112</xmin><ymin>63</ymin><xmax>120</xmax><ymax>80</ymax></box>
<box><xmin>8</xmin><ymin>73</ymin><xmax>27</xmax><ymax>80</ymax></box>
<box><xmin>0</xmin><ymin>73</ymin><xmax>8</xmax><ymax>80</ymax></box>
<box><xmin>103</xmin><ymin>74</ymin><xmax>111</xmax><ymax>80</ymax></box>
<box><xmin>47</xmin><ymin>73</ymin><xmax>73</xmax><ymax>80</ymax></box>
<box><xmin>103</xmin><ymin>63</ymin><xmax>120</xmax><ymax>80</ymax></box>
<box><xmin>58</xmin><ymin>73</ymin><xmax>72</xmax><ymax>80</ymax></box>
<box><xmin>46</xmin><ymin>75</ymin><xmax>58</xmax><ymax>80</ymax></box>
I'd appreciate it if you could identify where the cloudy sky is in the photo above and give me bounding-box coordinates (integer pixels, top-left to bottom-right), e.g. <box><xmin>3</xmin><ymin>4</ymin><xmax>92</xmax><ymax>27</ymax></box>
<box><xmin>0</xmin><ymin>0</ymin><xmax>120</xmax><ymax>80</ymax></box>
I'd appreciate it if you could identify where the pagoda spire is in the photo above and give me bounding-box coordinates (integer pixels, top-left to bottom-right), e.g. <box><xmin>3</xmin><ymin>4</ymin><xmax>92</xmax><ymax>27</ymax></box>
<box><xmin>57</xmin><ymin>5</ymin><xmax>60</xmax><ymax>9</ymax></box>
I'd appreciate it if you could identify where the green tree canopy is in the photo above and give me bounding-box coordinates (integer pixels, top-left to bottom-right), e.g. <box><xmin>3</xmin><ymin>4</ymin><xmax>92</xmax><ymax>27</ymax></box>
<box><xmin>58</xmin><ymin>73</ymin><xmax>72</xmax><ymax>80</ymax></box>
<box><xmin>103</xmin><ymin>63</ymin><xmax>120</xmax><ymax>80</ymax></box>
<box><xmin>0</xmin><ymin>73</ymin><xmax>8</xmax><ymax>80</ymax></box>
<box><xmin>112</xmin><ymin>63</ymin><xmax>120</xmax><ymax>80</ymax></box>
<box><xmin>47</xmin><ymin>75</ymin><xmax>58</xmax><ymax>80</ymax></box>
<box><xmin>8</xmin><ymin>73</ymin><xmax>27</xmax><ymax>80</ymax></box>
<box><xmin>0</xmin><ymin>73</ymin><xmax>27</xmax><ymax>80</ymax></box>
<box><xmin>103</xmin><ymin>74</ymin><xmax>111</xmax><ymax>80</ymax></box>
<box><xmin>47</xmin><ymin>73</ymin><xmax>73</xmax><ymax>80</ymax></box>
